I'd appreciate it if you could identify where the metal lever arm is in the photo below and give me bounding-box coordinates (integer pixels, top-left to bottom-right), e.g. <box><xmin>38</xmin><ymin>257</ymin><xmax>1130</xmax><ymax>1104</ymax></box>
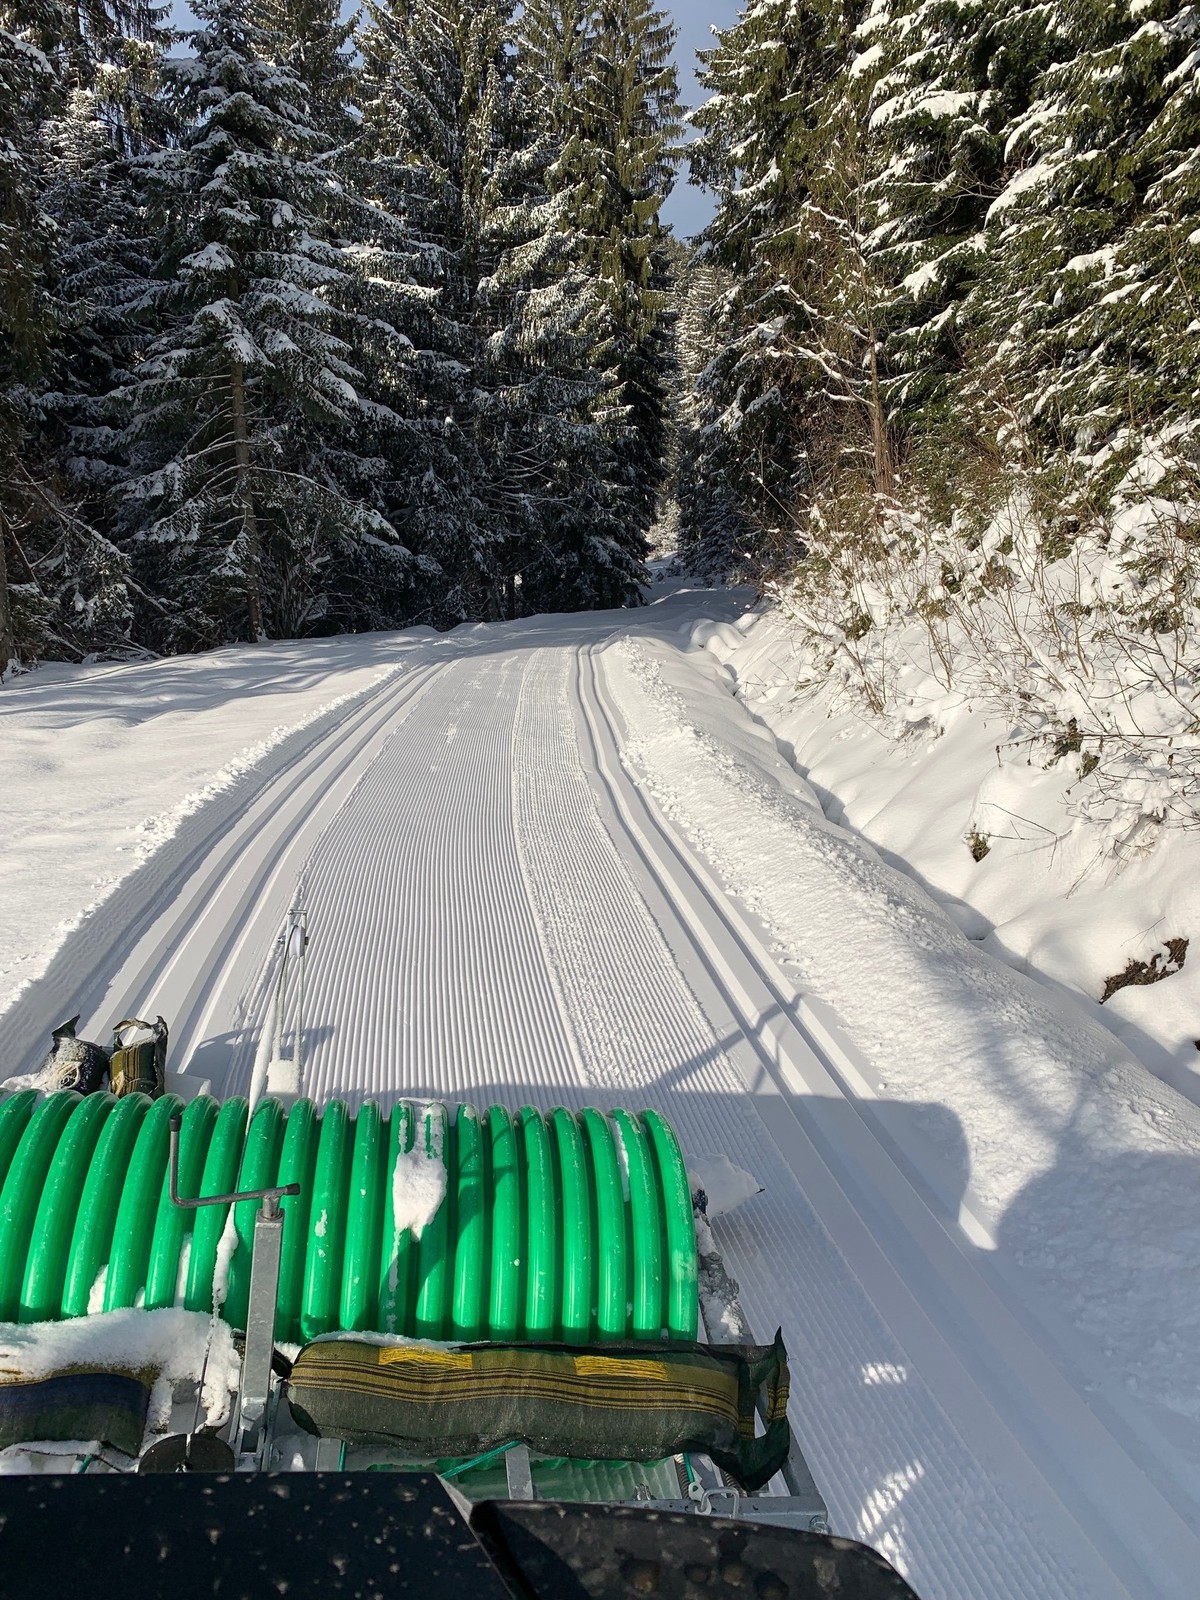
<box><xmin>168</xmin><ymin>1113</ymin><xmax>300</xmax><ymax>1213</ymax></box>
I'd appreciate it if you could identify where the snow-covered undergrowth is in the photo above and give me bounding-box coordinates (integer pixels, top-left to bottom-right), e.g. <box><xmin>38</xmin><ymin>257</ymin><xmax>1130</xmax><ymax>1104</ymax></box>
<box><xmin>697</xmin><ymin>482</ymin><xmax>1200</xmax><ymax>1099</ymax></box>
<box><xmin>0</xmin><ymin>633</ymin><xmax>427</xmax><ymax>1020</ymax></box>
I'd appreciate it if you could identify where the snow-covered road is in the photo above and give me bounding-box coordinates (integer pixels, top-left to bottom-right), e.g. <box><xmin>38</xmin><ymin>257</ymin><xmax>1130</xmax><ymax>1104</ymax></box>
<box><xmin>3</xmin><ymin>594</ymin><xmax>1198</xmax><ymax>1600</ymax></box>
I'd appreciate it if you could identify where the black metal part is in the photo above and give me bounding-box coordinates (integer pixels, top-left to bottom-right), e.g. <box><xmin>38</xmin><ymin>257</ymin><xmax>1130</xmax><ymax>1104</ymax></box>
<box><xmin>137</xmin><ymin>1432</ymin><xmax>236</xmax><ymax>1474</ymax></box>
<box><xmin>471</xmin><ymin>1500</ymin><xmax>925</xmax><ymax>1600</ymax></box>
<box><xmin>167</xmin><ymin>1113</ymin><xmax>300</xmax><ymax>1210</ymax></box>
<box><xmin>0</xmin><ymin>1472</ymin><xmax>513</xmax><ymax>1599</ymax></box>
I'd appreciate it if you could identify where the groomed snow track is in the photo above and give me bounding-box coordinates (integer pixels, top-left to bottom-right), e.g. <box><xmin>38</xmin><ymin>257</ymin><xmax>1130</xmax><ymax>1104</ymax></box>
<box><xmin>1</xmin><ymin>606</ymin><xmax>1196</xmax><ymax>1600</ymax></box>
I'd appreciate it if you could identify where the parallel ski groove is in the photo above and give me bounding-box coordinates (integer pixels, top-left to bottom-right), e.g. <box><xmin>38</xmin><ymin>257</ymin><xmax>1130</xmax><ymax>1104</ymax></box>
<box><xmin>9</xmin><ymin>609</ymin><xmax>1185</xmax><ymax>1600</ymax></box>
<box><xmin>584</xmin><ymin>637</ymin><xmax>1195</xmax><ymax>1600</ymax></box>
<box><xmin>296</xmin><ymin>654</ymin><xmax>579</xmax><ymax>1107</ymax></box>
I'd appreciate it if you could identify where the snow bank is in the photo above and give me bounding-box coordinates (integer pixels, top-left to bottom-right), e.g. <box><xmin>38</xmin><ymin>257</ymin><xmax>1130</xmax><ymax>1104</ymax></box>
<box><xmin>0</xmin><ymin>633</ymin><xmax>431</xmax><ymax>1021</ymax></box>
<box><xmin>606</xmin><ymin>632</ymin><xmax>1200</xmax><ymax>1456</ymax></box>
<box><xmin>694</xmin><ymin>605</ymin><xmax>1200</xmax><ymax>1100</ymax></box>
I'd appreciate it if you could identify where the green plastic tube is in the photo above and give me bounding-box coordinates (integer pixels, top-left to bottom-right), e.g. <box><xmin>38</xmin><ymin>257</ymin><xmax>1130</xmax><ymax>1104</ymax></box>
<box><xmin>0</xmin><ymin>1092</ymin><xmax>38</xmax><ymax>1195</ymax></box>
<box><xmin>0</xmin><ymin>1092</ymin><xmax>81</xmax><ymax>1321</ymax></box>
<box><xmin>20</xmin><ymin>1092</ymin><xmax>116</xmax><ymax>1323</ymax></box>
<box><xmin>144</xmin><ymin>1095</ymin><xmax>217</xmax><ymax>1311</ymax></box>
<box><xmin>182</xmin><ymin>1096</ymin><xmax>247</xmax><ymax>1313</ymax></box>
<box><xmin>485</xmin><ymin>1106</ymin><xmax>521</xmax><ymax>1341</ymax></box>
<box><xmin>643</xmin><ymin>1110</ymin><xmax>698</xmax><ymax>1342</ymax></box>
<box><xmin>377</xmin><ymin>1100</ymin><xmax>415</xmax><ymax>1336</ymax></box>
<box><xmin>104</xmin><ymin>1095</ymin><xmax>185</xmax><ymax>1312</ymax></box>
<box><xmin>520</xmin><ymin>1106</ymin><xmax>557</xmax><ymax>1339</ymax></box>
<box><xmin>341</xmin><ymin>1100</ymin><xmax>384</xmax><ymax>1333</ymax></box>
<box><xmin>2</xmin><ymin>1094</ymin><xmax>698</xmax><ymax>1344</ymax></box>
<box><xmin>612</xmin><ymin>1109</ymin><xmax>664</xmax><ymax>1340</ymax></box>
<box><xmin>550</xmin><ymin>1108</ymin><xmax>594</xmax><ymax>1343</ymax></box>
<box><xmin>414</xmin><ymin>1103</ymin><xmax>451</xmax><ymax>1340</ymax></box>
<box><xmin>451</xmin><ymin>1104</ymin><xmax>486</xmax><ymax>1341</ymax></box>
<box><xmin>61</xmin><ymin>1094</ymin><xmax>151</xmax><ymax>1317</ymax></box>
<box><xmin>275</xmin><ymin>1098</ymin><xmax>320</xmax><ymax>1341</ymax></box>
<box><xmin>302</xmin><ymin>1098</ymin><xmax>351</xmax><ymax>1339</ymax></box>
<box><xmin>580</xmin><ymin>1107</ymin><xmax>627</xmax><ymax>1338</ymax></box>
<box><xmin>224</xmin><ymin>1098</ymin><xmax>286</xmax><ymax>1329</ymax></box>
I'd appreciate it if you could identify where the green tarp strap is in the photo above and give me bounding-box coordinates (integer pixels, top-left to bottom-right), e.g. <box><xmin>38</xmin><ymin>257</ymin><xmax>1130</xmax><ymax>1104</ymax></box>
<box><xmin>286</xmin><ymin>1331</ymin><xmax>791</xmax><ymax>1494</ymax></box>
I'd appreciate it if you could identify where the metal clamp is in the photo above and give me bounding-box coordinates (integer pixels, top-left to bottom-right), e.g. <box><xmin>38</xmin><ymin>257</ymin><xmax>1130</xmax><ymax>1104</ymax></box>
<box><xmin>694</xmin><ymin>1486</ymin><xmax>742</xmax><ymax>1519</ymax></box>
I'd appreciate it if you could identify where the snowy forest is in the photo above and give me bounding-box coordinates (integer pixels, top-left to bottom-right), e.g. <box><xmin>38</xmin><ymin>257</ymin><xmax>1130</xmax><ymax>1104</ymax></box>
<box><xmin>677</xmin><ymin>0</ymin><xmax>1200</xmax><ymax>830</ymax></box>
<box><xmin>2</xmin><ymin>0</ymin><xmax>1199</xmax><ymax>776</ymax></box>
<box><xmin>0</xmin><ymin>0</ymin><xmax>682</xmax><ymax>656</ymax></box>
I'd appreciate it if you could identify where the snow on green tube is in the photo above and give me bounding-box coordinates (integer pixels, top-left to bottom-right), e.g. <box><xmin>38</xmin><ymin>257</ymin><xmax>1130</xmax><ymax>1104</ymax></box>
<box><xmin>0</xmin><ymin>1093</ymin><xmax>699</xmax><ymax>1345</ymax></box>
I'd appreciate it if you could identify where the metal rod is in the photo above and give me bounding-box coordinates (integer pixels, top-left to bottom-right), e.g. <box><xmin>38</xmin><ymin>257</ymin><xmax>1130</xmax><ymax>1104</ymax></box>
<box><xmin>168</xmin><ymin>1114</ymin><xmax>300</xmax><ymax>1210</ymax></box>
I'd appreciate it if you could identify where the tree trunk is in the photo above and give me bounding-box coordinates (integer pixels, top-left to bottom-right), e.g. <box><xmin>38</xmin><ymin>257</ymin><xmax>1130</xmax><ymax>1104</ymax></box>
<box><xmin>0</xmin><ymin>507</ymin><xmax>17</xmax><ymax>678</ymax></box>
<box><xmin>229</xmin><ymin>362</ymin><xmax>265</xmax><ymax>640</ymax></box>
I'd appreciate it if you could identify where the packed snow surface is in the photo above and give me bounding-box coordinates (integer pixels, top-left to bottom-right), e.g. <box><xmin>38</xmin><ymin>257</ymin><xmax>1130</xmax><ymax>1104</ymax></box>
<box><xmin>1</xmin><ymin>588</ymin><xmax>1198</xmax><ymax>1600</ymax></box>
<box><xmin>0</xmin><ymin>634</ymin><xmax>425</xmax><ymax>1020</ymax></box>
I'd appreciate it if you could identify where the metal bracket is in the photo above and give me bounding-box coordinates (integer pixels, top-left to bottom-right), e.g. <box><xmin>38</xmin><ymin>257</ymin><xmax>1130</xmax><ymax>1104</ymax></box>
<box><xmin>696</xmin><ymin>1234</ymin><xmax>831</xmax><ymax>1533</ymax></box>
<box><xmin>236</xmin><ymin>1203</ymin><xmax>285</xmax><ymax>1458</ymax></box>
<box><xmin>168</xmin><ymin>1115</ymin><xmax>301</xmax><ymax>1213</ymax></box>
<box><xmin>168</xmin><ymin>1115</ymin><xmax>300</xmax><ymax>1463</ymax></box>
<box><xmin>505</xmin><ymin>1444</ymin><xmax>535</xmax><ymax>1500</ymax></box>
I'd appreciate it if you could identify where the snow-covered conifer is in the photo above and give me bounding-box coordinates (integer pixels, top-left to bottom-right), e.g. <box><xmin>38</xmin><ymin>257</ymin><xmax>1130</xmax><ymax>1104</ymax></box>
<box><xmin>120</xmin><ymin>0</ymin><xmax>410</xmax><ymax>647</ymax></box>
<box><xmin>581</xmin><ymin>0</ymin><xmax>681</xmax><ymax>548</ymax></box>
<box><xmin>687</xmin><ymin>0</ymin><xmax>838</xmax><ymax>569</ymax></box>
<box><xmin>975</xmin><ymin>0</ymin><xmax>1200</xmax><ymax>484</ymax></box>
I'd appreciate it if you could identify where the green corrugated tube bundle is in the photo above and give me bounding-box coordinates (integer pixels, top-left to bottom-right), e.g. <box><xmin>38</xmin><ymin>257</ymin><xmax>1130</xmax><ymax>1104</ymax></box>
<box><xmin>0</xmin><ymin>1091</ymin><xmax>698</xmax><ymax>1345</ymax></box>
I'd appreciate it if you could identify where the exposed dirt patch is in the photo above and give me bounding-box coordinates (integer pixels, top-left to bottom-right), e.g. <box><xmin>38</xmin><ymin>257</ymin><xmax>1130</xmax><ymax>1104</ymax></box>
<box><xmin>1102</xmin><ymin>937</ymin><xmax>1189</xmax><ymax>1003</ymax></box>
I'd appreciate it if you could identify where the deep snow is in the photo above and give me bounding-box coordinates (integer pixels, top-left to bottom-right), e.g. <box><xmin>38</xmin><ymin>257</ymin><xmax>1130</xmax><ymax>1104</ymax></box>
<box><xmin>695</xmin><ymin>599</ymin><xmax>1200</xmax><ymax>1100</ymax></box>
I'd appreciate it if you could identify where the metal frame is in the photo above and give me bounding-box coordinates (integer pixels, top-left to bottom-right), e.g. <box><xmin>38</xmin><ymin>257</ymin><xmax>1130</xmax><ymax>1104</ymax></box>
<box><xmin>167</xmin><ymin>1115</ymin><xmax>299</xmax><ymax>1463</ymax></box>
<box><xmin>170</xmin><ymin>1128</ymin><xmax>830</xmax><ymax>1530</ymax></box>
<box><xmin>622</xmin><ymin>1238</ymin><xmax>832</xmax><ymax>1533</ymax></box>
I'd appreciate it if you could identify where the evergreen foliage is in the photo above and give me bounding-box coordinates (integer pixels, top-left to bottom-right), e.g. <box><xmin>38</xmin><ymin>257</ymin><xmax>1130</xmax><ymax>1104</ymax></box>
<box><xmin>686</xmin><ymin>0</ymin><xmax>839</xmax><ymax>569</ymax></box>
<box><xmin>1</xmin><ymin>0</ymin><xmax>139</xmax><ymax>668</ymax></box>
<box><xmin>0</xmin><ymin>0</ymin><xmax>680</xmax><ymax>666</ymax></box>
<box><xmin>681</xmin><ymin>0</ymin><xmax>1200</xmax><ymax>574</ymax></box>
<box><xmin>117</xmin><ymin>0</ymin><xmax>410</xmax><ymax>647</ymax></box>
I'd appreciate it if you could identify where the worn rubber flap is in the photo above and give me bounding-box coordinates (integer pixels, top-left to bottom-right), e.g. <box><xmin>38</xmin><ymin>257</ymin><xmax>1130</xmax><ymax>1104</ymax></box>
<box><xmin>286</xmin><ymin>1332</ymin><xmax>791</xmax><ymax>1493</ymax></box>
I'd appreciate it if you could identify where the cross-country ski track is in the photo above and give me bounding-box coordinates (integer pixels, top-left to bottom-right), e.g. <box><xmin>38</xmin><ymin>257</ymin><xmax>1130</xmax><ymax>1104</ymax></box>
<box><xmin>2</xmin><ymin>597</ymin><xmax>1198</xmax><ymax>1600</ymax></box>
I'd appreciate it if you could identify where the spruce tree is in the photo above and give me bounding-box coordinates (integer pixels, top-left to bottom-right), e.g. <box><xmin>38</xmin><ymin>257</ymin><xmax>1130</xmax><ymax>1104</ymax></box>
<box><xmin>688</xmin><ymin>0</ymin><xmax>838</xmax><ymax>569</ymax></box>
<box><xmin>582</xmin><ymin>0</ymin><xmax>681</xmax><ymax>560</ymax></box>
<box><xmin>512</xmin><ymin>0</ymin><xmax>644</xmax><ymax>612</ymax></box>
<box><xmin>857</xmin><ymin>0</ymin><xmax>1006</xmax><ymax>444</ymax></box>
<box><xmin>120</xmin><ymin>0</ymin><xmax>410</xmax><ymax>647</ymax></box>
<box><xmin>973</xmin><ymin>0</ymin><xmax>1198</xmax><ymax>483</ymax></box>
<box><xmin>359</xmin><ymin>0</ymin><xmax>511</xmax><ymax>623</ymax></box>
<box><xmin>672</xmin><ymin>255</ymin><xmax>751</xmax><ymax>578</ymax></box>
<box><xmin>1</xmin><ymin>0</ymin><xmax>133</xmax><ymax>665</ymax></box>
<box><xmin>1116</xmin><ymin>3</ymin><xmax>1200</xmax><ymax>450</ymax></box>
<box><xmin>0</xmin><ymin>5</ymin><xmax>55</xmax><ymax>667</ymax></box>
